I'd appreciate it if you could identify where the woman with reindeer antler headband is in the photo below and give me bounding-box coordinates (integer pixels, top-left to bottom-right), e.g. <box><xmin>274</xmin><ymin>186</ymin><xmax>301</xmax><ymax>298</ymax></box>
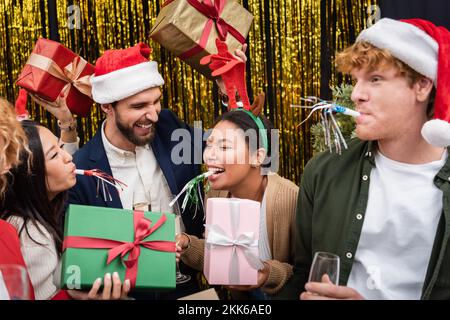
<box><xmin>176</xmin><ymin>39</ymin><xmax>299</xmax><ymax>299</ymax></box>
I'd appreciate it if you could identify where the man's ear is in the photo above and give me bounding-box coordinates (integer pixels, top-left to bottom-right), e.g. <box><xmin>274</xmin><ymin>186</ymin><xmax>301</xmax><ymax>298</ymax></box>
<box><xmin>415</xmin><ymin>77</ymin><xmax>434</xmax><ymax>103</ymax></box>
<box><xmin>100</xmin><ymin>103</ymin><xmax>113</xmax><ymax>114</ymax></box>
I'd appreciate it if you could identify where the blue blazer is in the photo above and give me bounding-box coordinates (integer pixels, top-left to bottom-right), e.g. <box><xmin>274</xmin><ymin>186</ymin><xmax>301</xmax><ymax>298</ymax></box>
<box><xmin>69</xmin><ymin>109</ymin><xmax>205</xmax><ymax>238</ymax></box>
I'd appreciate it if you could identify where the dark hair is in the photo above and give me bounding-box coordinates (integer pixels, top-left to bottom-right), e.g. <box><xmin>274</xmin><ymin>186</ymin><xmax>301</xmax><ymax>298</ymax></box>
<box><xmin>213</xmin><ymin>110</ymin><xmax>274</xmax><ymax>169</ymax></box>
<box><xmin>1</xmin><ymin>121</ymin><xmax>65</xmax><ymax>254</ymax></box>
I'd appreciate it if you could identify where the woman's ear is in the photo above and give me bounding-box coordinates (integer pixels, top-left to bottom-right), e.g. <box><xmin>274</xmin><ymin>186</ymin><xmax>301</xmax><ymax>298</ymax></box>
<box><xmin>415</xmin><ymin>77</ymin><xmax>434</xmax><ymax>103</ymax></box>
<box><xmin>251</xmin><ymin>148</ymin><xmax>267</xmax><ymax>168</ymax></box>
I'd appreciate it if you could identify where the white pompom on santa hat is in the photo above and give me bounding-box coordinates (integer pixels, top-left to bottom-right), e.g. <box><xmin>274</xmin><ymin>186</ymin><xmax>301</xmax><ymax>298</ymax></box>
<box><xmin>356</xmin><ymin>18</ymin><xmax>450</xmax><ymax>147</ymax></box>
<box><xmin>90</xmin><ymin>43</ymin><xmax>164</xmax><ymax>104</ymax></box>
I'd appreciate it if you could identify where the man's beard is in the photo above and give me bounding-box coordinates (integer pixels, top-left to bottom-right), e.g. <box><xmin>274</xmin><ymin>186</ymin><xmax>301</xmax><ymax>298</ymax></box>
<box><xmin>115</xmin><ymin>115</ymin><xmax>156</xmax><ymax>147</ymax></box>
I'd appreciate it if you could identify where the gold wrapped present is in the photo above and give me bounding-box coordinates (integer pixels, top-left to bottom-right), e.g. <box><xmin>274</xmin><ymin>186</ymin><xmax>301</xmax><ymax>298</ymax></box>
<box><xmin>150</xmin><ymin>0</ymin><xmax>253</xmax><ymax>79</ymax></box>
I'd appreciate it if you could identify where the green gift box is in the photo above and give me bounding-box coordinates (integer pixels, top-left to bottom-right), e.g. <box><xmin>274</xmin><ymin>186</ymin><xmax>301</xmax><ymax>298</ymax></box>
<box><xmin>60</xmin><ymin>204</ymin><xmax>176</xmax><ymax>291</ymax></box>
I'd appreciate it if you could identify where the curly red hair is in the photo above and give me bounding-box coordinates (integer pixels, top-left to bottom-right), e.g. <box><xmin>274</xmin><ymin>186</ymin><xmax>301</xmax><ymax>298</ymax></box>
<box><xmin>0</xmin><ymin>98</ymin><xmax>30</xmax><ymax>195</ymax></box>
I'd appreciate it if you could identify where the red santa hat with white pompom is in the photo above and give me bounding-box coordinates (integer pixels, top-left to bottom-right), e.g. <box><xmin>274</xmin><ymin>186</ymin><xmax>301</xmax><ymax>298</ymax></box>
<box><xmin>90</xmin><ymin>43</ymin><xmax>164</xmax><ymax>104</ymax></box>
<box><xmin>356</xmin><ymin>18</ymin><xmax>450</xmax><ymax>147</ymax></box>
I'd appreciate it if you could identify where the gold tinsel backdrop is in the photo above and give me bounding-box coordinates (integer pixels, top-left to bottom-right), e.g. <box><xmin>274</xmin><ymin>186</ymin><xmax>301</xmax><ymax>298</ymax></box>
<box><xmin>0</xmin><ymin>0</ymin><xmax>377</xmax><ymax>185</ymax></box>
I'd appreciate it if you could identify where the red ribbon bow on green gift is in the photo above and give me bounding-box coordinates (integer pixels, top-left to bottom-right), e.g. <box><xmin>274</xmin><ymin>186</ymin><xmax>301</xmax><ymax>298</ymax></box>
<box><xmin>177</xmin><ymin>0</ymin><xmax>247</xmax><ymax>60</ymax></box>
<box><xmin>63</xmin><ymin>211</ymin><xmax>175</xmax><ymax>289</ymax></box>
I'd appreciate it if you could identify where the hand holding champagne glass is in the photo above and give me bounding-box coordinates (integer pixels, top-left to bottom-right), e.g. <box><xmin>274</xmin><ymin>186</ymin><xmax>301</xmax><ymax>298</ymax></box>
<box><xmin>308</xmin><ymin>252</ymin><xmax>340</xmax><ymax>285</ymax></box>
<box><xmin>169</xmin><ymin>194</ymin><xmax>191</xmax><ymax>285</ymax></box>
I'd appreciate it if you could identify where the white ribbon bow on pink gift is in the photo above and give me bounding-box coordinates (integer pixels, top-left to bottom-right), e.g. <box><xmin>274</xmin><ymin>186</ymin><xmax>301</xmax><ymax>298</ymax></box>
<box><xmin>205</xmin><ymin>223</ymin><xmax>263</xmax><ymax>284</ymax></box>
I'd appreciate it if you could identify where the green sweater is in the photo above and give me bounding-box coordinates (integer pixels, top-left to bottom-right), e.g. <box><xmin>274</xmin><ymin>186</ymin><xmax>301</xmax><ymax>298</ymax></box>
<box><xmin>276</xmin><ymin>139</ymin><xmax>450</xmax><ymax>300</ymax></box>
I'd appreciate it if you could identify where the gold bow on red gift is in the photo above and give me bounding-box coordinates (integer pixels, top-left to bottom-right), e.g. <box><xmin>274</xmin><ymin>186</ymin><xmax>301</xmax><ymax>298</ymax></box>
<box><xmin>24</xmin><ymin>53</ymin><xmax>92</xmax><ymax>110</ymax></box>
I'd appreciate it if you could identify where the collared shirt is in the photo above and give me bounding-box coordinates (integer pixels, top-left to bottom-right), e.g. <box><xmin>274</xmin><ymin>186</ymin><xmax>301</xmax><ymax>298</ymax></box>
<box><xmin>277</xmin><ymin>139</ymin><xmax>450</xmax><ymax>300</ymax></box>
<box><xmin>100</xmin><ymin>121</ymin><xmax>173</xmax><ymax>211</ymax></box>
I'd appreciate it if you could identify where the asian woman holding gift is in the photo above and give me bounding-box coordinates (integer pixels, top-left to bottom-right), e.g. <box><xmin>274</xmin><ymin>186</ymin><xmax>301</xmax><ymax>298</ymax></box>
<box><xmin>1</xmin><ymin>120</ymin><xmax>130</xmax><ymax>300</ymax></box>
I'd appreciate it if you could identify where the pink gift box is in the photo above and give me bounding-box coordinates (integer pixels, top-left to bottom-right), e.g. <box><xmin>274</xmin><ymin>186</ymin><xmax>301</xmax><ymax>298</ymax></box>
<box><xmin>204</xmin><ymin>198</ymin><xmax>261</xmax><ymax>285</ymax></box>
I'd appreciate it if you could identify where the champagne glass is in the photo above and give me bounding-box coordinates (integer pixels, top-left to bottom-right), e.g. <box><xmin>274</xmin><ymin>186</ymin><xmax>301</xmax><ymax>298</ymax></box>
<box><xmin>308</xmin><ymin>252</ymin><xmax>340</xmax><ymax>285</ymax></box>
<box><xmin>133</xmin><ymin>190</ymin><xmax>151</xmax><ymax>211</ymax></box>
<box><xmin>0</xmin><ymin>264</ymin><xmax>30</xmax><ymax>300</ymax></box>
<box><xmin>169</xmin><ymin>195</ymin><xmax>191</xmax><ymax>285</ymax></box>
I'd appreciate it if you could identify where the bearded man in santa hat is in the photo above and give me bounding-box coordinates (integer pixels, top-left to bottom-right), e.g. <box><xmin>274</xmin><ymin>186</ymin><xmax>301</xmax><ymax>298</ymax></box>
<box><xmin>68</xmin><ymin>43</ymin><xmax>204</xmax><ymax>299</ymax></box>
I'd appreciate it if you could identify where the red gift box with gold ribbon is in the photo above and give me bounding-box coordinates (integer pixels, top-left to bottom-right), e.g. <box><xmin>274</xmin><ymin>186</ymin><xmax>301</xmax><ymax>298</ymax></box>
<box><xmin>16</xmin><ymin>38</ymin><xmax>94</xmax><ymax>117</ymax></box>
